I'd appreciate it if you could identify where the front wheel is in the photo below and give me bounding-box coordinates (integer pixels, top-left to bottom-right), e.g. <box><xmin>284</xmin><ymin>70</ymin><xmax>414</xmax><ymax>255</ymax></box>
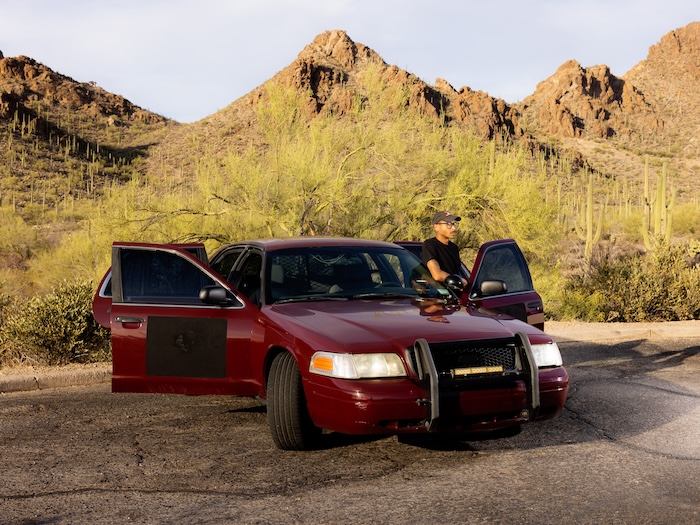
<box><xmin>267</xmin><ymin>352</ymin><xmax>321</xmax><ymax>450</ymax></box>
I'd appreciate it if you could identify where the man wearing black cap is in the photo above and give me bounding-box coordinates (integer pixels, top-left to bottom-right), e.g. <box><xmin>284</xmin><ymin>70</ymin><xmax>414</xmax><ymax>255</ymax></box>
<box><xmin>422</xmin><ymin>210</ymin><xmax>467</xmax><ymax>285</ymax></box>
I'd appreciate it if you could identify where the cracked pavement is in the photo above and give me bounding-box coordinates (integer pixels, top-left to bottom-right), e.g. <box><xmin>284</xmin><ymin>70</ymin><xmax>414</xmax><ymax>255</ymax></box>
<box><xmin>1</xmin><ymin>337</ymin><xmax>699</xmax><ymax>524</ymax></box>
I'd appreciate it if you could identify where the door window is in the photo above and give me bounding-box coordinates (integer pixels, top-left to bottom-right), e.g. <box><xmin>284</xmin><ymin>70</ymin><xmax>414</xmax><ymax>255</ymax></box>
<box><xmin>234</xmin><ymin>253</ymin><xmax>263</xmax><ymax>303</ymax></box>
<box><xmin>120</xmin><ymin>249</ymin><xmax>215</xmax><ymax>304</ymax></box>
<box><xmin>472</xmin><ymin>244</ymin><xmax>533</xmax><ymax>295</ymax></box>
<box><xmin>211</xmin><ymin>248</ymin><xmax>245</xmax><ymax>282</ymax></box>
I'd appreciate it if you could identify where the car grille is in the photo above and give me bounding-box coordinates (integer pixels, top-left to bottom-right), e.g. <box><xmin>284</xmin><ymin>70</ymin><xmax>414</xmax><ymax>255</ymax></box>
<box><xmin>408</xmin><ymin>337</ymin><xmax>519</xmax><ymax>380</ymax></box>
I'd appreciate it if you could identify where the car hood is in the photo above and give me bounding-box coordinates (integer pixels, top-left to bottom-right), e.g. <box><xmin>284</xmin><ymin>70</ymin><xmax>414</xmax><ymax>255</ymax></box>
<box><xmin>267</xmin><ymin>298</ymin><xmax>544</xmax><ymax>352</ymax></box>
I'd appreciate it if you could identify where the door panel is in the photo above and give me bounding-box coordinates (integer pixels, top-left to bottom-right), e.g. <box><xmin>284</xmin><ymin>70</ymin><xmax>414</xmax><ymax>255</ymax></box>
<box><xmin>110</xmin><ymin>243</ymin><xmax>255</xmax><ymax>395</ymax></box>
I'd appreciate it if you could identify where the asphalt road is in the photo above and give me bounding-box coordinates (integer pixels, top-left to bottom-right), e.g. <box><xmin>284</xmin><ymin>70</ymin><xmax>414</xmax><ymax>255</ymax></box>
<box><xmin>1</xmin><ymin>337</ymin><xmax>699</xmax><ymax>525</ymax></box>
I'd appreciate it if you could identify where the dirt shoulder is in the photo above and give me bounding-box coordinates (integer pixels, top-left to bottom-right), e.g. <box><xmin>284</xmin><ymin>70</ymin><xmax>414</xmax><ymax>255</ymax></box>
<box><xmin>546</xmin><ymin>319</ymin><xmax>700</xmax><ymax>342</ymax></box>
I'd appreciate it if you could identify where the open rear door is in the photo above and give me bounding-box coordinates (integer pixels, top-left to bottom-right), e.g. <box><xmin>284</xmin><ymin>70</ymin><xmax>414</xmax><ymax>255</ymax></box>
<box><xmin>109</xmin><ymin>242</ymin><xmax>252</xmax><ymax>395</ymax></box>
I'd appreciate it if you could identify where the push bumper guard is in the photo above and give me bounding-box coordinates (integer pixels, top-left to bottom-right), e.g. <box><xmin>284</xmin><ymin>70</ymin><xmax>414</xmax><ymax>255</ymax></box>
<box><xmin>414</xmin><ymin>332</ymin><xmax>540</xmax><ymax>431</ymax></box>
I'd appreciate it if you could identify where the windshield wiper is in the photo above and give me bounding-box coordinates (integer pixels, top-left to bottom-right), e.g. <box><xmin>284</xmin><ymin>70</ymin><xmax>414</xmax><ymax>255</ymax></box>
<box><xmin>273</xmin><ymin>294</ymin><xmax>349</xmax><ymax>304</ymax></box>
<box><xmin>350</xmin><ymin>291</ymin><xmax>416</xmax><ymax>300</ymax></box>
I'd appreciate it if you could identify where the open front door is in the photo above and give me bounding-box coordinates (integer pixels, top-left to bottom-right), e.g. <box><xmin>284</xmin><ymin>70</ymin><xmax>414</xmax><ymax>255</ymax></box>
<box><xmin>467</xmin><ymin>239</ymin><xmax>545</xmax><ymax>329</ymax></box>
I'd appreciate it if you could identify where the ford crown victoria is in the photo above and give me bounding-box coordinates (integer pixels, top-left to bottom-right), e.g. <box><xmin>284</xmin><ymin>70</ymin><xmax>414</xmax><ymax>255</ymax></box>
<box><xmin>93</xmin><ymin>237</ymin><xmax>569</xmax><ymax>450</ymax></box>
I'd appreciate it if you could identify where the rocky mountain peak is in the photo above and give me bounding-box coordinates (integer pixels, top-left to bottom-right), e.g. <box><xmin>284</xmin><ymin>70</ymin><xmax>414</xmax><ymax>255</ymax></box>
<box><xmin>270</xmin><ymin>30</ymin><xmax>517</xmax><ymax>137</ymax></box>
<box><xmin>279</xmin><ymin>29</ymin><xmax>447</xmax><ymax>120</ymax></box>
<box><xmin>297</xmin><ymin>29</ymin><xmax>384</xmax><ymax>69</ymax></box>
<box><xmin>621</xmin><ymin>21</ymin><xmax>700</xmax><ymax>160</ymax></box>
<box><xmin>643</xmin><ymin>21</ymin><xmax>700</xmax><ymax>78</ymax></box>
<box><xmin>517</xmin><ymin>58</ymin><xmax>659</xmax><ymax>140</ymax></box>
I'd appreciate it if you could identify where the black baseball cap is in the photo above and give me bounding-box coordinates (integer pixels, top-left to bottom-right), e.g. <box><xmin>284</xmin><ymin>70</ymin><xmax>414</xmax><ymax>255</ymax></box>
<box><xmin>432</xmin><ymin>210</ymin><xmax>462</xmax><ymax>224</ymax></box>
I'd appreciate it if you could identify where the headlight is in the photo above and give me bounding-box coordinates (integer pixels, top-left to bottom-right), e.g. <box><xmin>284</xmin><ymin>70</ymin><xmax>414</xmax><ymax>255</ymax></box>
<box><xmin>529</xmin><ymin>342</ymin><xmax>563</xmax><ymax>368</ymax></box>
<box><xmin>309</xmin><ymin>351</ymin><xmax>406</xmax><ymax>379</ymax></box>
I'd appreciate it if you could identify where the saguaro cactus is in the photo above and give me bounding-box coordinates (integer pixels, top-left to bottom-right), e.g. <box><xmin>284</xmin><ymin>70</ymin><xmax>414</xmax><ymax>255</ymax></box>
<box><xmin>574</xmin><ymin>171</ymin><xmax>604</xmax><ymax>259</ymax></box>
<box><xmin>642</xmin><ymin>159</ymin><xmax>676</xmax><ymax>250</ymax></box>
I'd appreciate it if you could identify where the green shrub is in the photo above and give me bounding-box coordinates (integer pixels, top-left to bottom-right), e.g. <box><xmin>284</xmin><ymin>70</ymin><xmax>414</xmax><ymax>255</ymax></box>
<box><xmin>558</xmin><ymin>241</ymin><xmax>700</xmax><ymax>322</ymax></box>
<box><xmin>557</xmin><ymin>287</ymin><xmax>608</xmax><ymax>322</ymax></box>
<box><xmin>673</xmin><ymin>203</ymin><xmax>700</xmax><ymax>236</ymax></box>
<box><xmin>0</xmin><ymin>280</ymin><xmax>110</xmax><ymax>367</ymax></box>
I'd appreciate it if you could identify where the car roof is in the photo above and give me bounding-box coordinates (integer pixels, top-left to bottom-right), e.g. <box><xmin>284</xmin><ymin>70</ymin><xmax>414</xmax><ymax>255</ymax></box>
<box><xmin>394</xmin><ymin>240</ymin><xmax>423</xmax><ymax>246</ymax></box>
<box><xmin>231</xmin><ymin>237</ymin><xmax>401</xmax><ymax>251</ymax></box>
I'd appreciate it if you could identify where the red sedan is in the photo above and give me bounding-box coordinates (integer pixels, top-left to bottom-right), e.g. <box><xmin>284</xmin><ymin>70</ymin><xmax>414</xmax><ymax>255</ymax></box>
<box><xmin>93</xmin><ymin>237</ymin><xmax>569</xmax><ymax>450</ymax></box>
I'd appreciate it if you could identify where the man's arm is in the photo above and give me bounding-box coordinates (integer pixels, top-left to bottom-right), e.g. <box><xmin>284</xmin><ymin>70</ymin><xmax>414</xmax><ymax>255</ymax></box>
<box><xmin>426</xmin><ymin>258</ymin><xmax>468</xmax><ymax>287</ymax></box>
<box><xmin>426</xmin><ymin>259</ymin><xmax>450</xmax><ymax>283</ymax></box>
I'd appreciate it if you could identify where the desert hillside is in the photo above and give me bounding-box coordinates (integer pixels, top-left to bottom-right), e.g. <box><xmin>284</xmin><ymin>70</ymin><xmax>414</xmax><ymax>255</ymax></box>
<box><xmin>2</xmin><ymin>23</ymin><xmax>699</xmax><ymax>211</ymax></box>
<box><xmin>139</xmin><ymin>24</ymin><xmax>700</xmax><ymax>204</ymax></box>
<box><xmin>518</xmin><ymin>22</ymin><xmax>700</xmax><ymax>198</ymax></box>
<box><xmin>0</xmin><ymin>23</ymin><xmax>699</xmax><ymax>302</ymax></box>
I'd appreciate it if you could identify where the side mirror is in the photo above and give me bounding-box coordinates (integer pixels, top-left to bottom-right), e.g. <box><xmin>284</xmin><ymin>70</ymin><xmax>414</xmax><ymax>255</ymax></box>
<box><xmin>199</xmin><ymin>285</ymin><xmax>232</xmax><ymax>306</ymax></box>
<box><xmin>444</xmin><ymin>274</ymin><xmax>464</xmax><ymax>293</ymax></box>
<box><xmin>477</xmin><ymin>280</ymin><xmax>507</xmax><ymax>297</ymax></box>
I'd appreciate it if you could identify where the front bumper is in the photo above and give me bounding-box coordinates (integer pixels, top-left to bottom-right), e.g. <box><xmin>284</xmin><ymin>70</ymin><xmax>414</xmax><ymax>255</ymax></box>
<box><xmin>304</xmin><ymin>365</ymin><xmax>569</xmax><ymax>436</ymax></box>
<box><xmin>535</xmin><ymin>366</ymin><xmax>570</xmax><ymax>420</ymax></box>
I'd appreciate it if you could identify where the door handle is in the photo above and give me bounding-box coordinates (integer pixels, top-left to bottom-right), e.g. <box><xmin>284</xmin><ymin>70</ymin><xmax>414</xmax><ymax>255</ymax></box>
<box><xmin>115</xmin><ymin>316</ymin><xmax>144</xmax><ymax>324</ymax></box>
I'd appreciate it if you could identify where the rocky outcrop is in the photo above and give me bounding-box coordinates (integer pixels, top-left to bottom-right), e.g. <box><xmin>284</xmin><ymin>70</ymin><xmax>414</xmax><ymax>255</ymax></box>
<box><xmin>622</xmin><ymin>22</ymin><xmax>700</xmax><ymax>157</ymax></box>
<box><xmin>435</xmin><ymin>79</ymin><xmax>519</xmax><ymax>137</ymax></box>
<box><xmin>516</xmin><ymin>21</ymin><xmax>700</xmax><ymax>158</ymax></box>
<box><xmin>634</xmin><ymin>21</ymin><xmax>700</xmax><ymax>80</ymax></box>
<box><xmin>272</xmin><ymin>30</ymin><xmax>516</xmax><ymax>138</ymax></box>
<box><xmin>517</xmin><ymin>59</ymin><xmax>661</xmax><ymax>140</ymax></box>
<box><xmin>0</xmin><ymin>55</ymin><xmax>167</xmax><ymax>124</ymax></box>
<box><xmin>0</xmin><ymin>52</ymin><xmax>172</xmax><ymax>189</ymax></box>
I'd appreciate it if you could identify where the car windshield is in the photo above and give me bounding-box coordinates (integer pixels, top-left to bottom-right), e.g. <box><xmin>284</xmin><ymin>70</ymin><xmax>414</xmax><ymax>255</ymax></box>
<box><xmin>266</xmin><ymin>246</ymin><xmax>453</xmax><ymax>304</ymax></box>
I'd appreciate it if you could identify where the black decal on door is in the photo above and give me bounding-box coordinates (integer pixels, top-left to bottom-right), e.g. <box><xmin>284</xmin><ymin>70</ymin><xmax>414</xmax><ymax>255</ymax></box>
<box><xmin>146</xmin><ymin>316</ymin><xmax>227</xmax><ymax>378</ymax></box>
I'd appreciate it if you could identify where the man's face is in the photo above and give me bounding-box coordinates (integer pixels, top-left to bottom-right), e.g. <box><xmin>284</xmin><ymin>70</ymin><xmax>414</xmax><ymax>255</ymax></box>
<box><xmin>434</xmin><ymin>220</ymin><xmax>459</xmax><ymax>240</ymax></box>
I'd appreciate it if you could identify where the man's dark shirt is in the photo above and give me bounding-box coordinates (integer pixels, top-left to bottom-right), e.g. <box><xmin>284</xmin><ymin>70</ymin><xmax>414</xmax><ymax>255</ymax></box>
<box><xmin>422</xmin><ymin>238</ymin><xmax>462</xmax><ymax>277</ymax></box>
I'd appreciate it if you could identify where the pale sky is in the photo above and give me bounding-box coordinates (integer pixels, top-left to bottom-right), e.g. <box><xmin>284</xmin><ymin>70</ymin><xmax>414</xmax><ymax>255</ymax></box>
<box><xmin>2</xmin><ymin>1</ymin><xmax>697</xmax><ymax>123</ymax></box>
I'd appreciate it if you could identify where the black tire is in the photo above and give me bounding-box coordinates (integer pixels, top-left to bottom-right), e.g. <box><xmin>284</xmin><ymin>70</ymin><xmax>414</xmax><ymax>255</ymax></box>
<box><xmin>267</xmin><ymin>352</ymin><xmax>321</xmax><ymax>450</ymax></box>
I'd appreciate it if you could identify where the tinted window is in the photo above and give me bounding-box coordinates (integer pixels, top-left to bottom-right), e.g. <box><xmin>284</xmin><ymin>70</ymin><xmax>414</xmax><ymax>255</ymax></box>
<box><xmin>235</xmin><ymin>253</ymin><xmax>263</xmax><ymax>302</ymax></box>
<box><xmin>473</xmin><ymin>244</ymin><xmax>532</xmax><ymax>294</ymax></box>
<box><xmin>210</xmin><ymin>248</ymin><xmax>245</xmax><ymax>282</ymax></box>
<box><xmin>120</xmin><ymin>250</ymin><xmax>215</xmax><ymax>304</ymax></box>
